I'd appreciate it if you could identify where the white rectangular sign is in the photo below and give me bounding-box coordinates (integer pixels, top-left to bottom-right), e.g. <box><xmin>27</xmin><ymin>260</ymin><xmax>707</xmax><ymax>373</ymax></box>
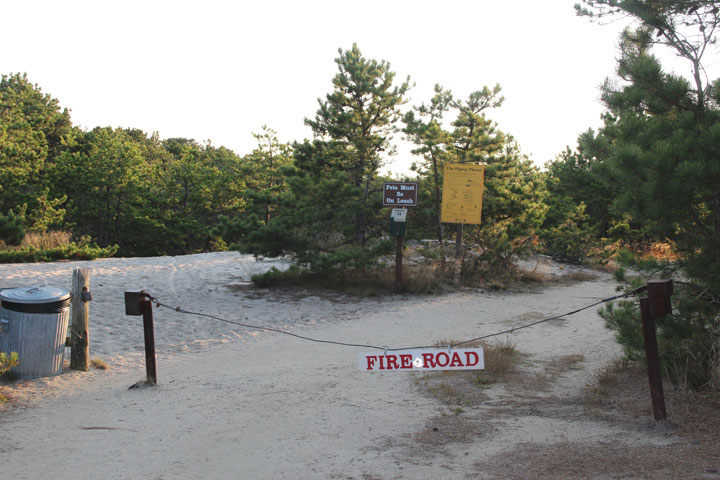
<box><xmin>390</xmin><ymin>208</ymin><xmax>408</xmax><ymax>222</ymax></box>
<box><xmin>359</xmin><ymin>348</ymin><xmax>484</xmax><ymax>372</ymax></box>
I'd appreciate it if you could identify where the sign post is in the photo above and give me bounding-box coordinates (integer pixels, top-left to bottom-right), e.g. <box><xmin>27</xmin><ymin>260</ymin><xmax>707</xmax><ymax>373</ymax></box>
<box><xmin>383</xmin><ymin>183</ymin><xmax>417</xmax><ymax>294</ymax></box>
<box><xmin>124</xmin><ymin>290</ymin><xmax>158</xmax><ymax>385</ymax></box>
<box><xmin>390</xmin><ymin>208</ymin><xmax>407</xmax><ymax>293</ymax></box>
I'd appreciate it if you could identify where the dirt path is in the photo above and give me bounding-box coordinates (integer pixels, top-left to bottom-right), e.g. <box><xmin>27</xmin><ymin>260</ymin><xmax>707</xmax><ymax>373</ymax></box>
<box><xmin>1</xmin><ymin>254</ymin><xmax>715</xmax><ymax>479</ymax></box>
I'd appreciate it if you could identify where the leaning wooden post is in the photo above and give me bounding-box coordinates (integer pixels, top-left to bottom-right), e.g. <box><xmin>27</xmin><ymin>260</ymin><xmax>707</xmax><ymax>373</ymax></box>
<box><xmin>70</xmin><ymin>268</ymin><xmax>90</xmax><ymax>371</ymax></box>
<box><xmin>640</xmin><ymin>279</ymin><xmax>673</xmax><ymax>421</ymax></box>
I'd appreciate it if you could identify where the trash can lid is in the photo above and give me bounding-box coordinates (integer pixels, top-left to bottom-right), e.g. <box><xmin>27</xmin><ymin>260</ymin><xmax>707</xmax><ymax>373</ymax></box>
<box><xmin>0</xmin><ymin>286</ymin><xmax>70</xmax><ymax>304</ymax></box>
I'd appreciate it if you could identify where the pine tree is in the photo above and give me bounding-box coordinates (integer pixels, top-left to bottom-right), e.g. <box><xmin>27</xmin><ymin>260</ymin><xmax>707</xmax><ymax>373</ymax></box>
<box><xmin>232</xmin><ymin>45</ymin><xmax>411</xmax><ymax>272</ymax></box>
<box><xmin>577</xmin><ymin>1</ymin><xmax>720</xmax><ymax>388</ymax></box>
<box><xmin>405</xmin><ymin>85</ymin><xmax>546</xmax><ymax>266</ymax></box>
<box><xmin>0</xmin><ymin>73</ymin><xmax>73</xmax><ymax>230</ymax></box>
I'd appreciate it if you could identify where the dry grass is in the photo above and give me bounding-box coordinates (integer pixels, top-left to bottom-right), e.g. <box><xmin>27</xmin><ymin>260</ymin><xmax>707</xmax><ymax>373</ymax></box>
<box><xmin>1</xmin><ymin>231</ymin><xmax>74</xmax><ymax>252</ymax></box>
<box><xmin>0</xmin><ymin>389</ymin><xmax>11</xmax><ymax>405</ymax></box>
<box><xmin>480</xmin><ymin>439</ymin><xmax>720</xmax><ymax>480</ymax></box>
<box><xmin>479</xmin><ymin>361</ymin><xmax>720</xmax><ymax>479</ymax></box>
<box><xmin>402</xmin><ymin>263</ymin><xmax>445</xmax><ymax>293</ymax></box>
<box><xmin>519</xmin><ymin>268</ymin><xmax>598</xmax><ymax>285</ymax></box>
<box><xmin>21</xmin><ymin>231</ymin><xmax>73</xmax><ymax>249</ymax></box>
<box><xmin>90</xmin><ymin>358</ymin><xmax>109</xmax><ymax>370</ymax></box>
<box><xmin>415</xmin><ymin>338</ymin><xmax>520</xmax><ymax>406</ymax></box>
<box><xmin>413</xmin><ymin>412</ymin><xmax>492</xmax><ymax>447</ymax></box>
<box><xmin>482</xmin><ymin>337</ymin><xmax>520</xmax><ymax>377</ymax></box>
<box><xmin>407</xmin><ymin>348</ymin><xmax>720</xmax><ymax>477</ymax></box>
<box><xmin>548</xmin><ymin>353</ymin><xmax>586</xmax><ymax>371</ymax></box>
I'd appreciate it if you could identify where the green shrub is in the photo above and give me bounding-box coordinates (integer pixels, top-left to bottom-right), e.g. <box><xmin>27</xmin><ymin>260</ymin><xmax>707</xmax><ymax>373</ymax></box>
<box><xmin>541</xmin><ymin>202</ymin><xmax>597</xmax><ymax>263</ymax></box>
<box><xmin>251</xmin><ymin>266</ymin><xmax>302</xmax><ymax>287</ymax></box>
<box><xmin>0</xmin><ymin>352</ymin><xmax>19</xmax><ymax>376</ymax></box>
<box><xmin>600</xmin><ymin>263</ymin><xmax>720</xmax><ymax>390</ymax></box>
<box><xmin>0</xmin><ymin>240</ymin><xmax>118</xmax><ymax>262</ymax></box>
<box><xmin>0</xmin><ymin>210</ymin><xmax>25</xmax><ymax>246</ymax></box>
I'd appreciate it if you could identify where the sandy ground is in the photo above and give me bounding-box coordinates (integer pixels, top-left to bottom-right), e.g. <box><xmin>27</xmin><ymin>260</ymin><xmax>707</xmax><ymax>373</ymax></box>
<box><xmin>0</xmin><ymin>252</ymin><xmax>702</xmax><ymax>479</ymax></box>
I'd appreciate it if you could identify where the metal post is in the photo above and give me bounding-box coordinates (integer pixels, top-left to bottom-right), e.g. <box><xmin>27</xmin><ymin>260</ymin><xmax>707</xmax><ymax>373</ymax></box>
<box><xmin>140</xmin><ymin>296</ymin><xmax>157</xmax><ymax>385</ymax></box>
<box><xmin>640</xmin><ymin>296</ymin><xmax>667</xmax><ymax>421</ymax></box>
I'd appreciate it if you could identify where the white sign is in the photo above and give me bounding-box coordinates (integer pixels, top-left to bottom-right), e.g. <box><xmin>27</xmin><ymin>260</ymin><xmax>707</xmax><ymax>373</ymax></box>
<box><xmin>358</xmin><ymin>348</ymin><xmax>484</xmax><ymax>372</ymax></box>
<box><xmin>390</xmin><ymin>208</ymin><xmax>407</xmax><ymax>222</ymax></box>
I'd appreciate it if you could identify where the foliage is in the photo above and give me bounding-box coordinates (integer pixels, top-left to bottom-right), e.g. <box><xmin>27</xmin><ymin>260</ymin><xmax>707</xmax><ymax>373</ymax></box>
<box><xmin>229</xmin><ymin>44</ymin><xmax>410</xmax><ymax>272</ymax></box>
<box><xmin>250</xmin><ymin>265</ymin><xmax>304</xmax><ymax>288</ymax></box>
<box><xmin>0</xmin><ymin>73</ymin><xmax>74</xmax><ymax>217</ymax></box>
<box><xmin>250</xmin><ymin>261</ymin><xmax>447</xmax><ymax>295</ymax></box>
<box><xmin>540</xmin><ymin>202</ymin><xmax>597</xmax><ymax>263</ymax></box>
<box><xmin>0</xmin><ymin>238</ymin><xmax>118</xmax><ymax>262</ymax></box>
<box><xmin>242</xmin><ymin>126</ymin><xmax>294</xmax><ymax>225</ymax></box>
<box><xmin>303</xmin><ymin>44</ymin><xmax>410</xmax><ymax>248</ymax></box>
<box><xmin>599</xmin><ymin>261</ymin><xmax>720</xmax><ymax>389</ymax></box>
<box><xmin>0</xmin><ymin>209</ymin><xmax>25</xmax><ymax>246</ymax></box>
<box><xmin>402</xmin><ymin>84</ymin><xmax>454</xmax><ymax>241</ymax></box>
<box><xmin>576</xmin><ymin>0</ymin><xmax>720</xmax><ymax>390</ymax></box>
<box><xmin>468</xmin><ymin>140</ymin><xmax>547</xmax><ymax>266</ymax></box>
<box><xmin>575</xmin><ymin>2</ymin><xmax>720</xmax><ymax>281</ymax></box>
<box><xmin>404</xmin><ymin>85</ymin><xmax>546</xmax><ymax>268</ymax></box>
<box><xmin>0</xmin><ymin>351</ymin><xmax>19</xmax><ymax>376</ymax></box>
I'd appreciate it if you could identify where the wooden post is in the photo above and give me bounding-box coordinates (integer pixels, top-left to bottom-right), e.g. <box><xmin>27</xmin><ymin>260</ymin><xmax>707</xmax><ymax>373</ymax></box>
<box><xmin>453</xmin><ymin>224</ymin><xmax>463</xmax><ymax>285</ymax></box>
<box><xmin>454</xmin><ymin>224</ymin><xmax>463</xmax><ymax>259</ymax></box>
<box><xmin>140</xmin><ymin>295</ymin><xmax>157</xmax><ymax>385</ymax></box>
<box><xmin>640</xmin><ymin>293</ymin><xmax>668</xmax><ymax>421</ymax></box>
<box><xmin>70</xmin><ymin>268</ymin><xmax>90</xmax><ymax>371</ymax></box>
<box><xmin>395</xmin><ymin>234</ymin><xmax>403</xmax><ymax>293</ymax></box>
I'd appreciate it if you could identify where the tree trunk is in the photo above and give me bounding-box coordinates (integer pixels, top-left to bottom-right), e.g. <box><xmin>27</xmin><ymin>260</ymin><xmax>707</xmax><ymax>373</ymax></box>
<box><xmin>692</xmin><ymin>57</ymin><xmax>705</xmax><ymax>116</ymax></box>
<box><xmin>714</xmin><ymin>192</ymin><xmax>720</xmax><ymax>240</ymax></box>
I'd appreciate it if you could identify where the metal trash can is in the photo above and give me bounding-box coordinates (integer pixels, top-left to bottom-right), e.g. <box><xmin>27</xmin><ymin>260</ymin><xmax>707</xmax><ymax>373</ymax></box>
<box><xmin>0</xmin><ymin>286</ymin><xmax>71</xmax><ymax>379</ymax></box>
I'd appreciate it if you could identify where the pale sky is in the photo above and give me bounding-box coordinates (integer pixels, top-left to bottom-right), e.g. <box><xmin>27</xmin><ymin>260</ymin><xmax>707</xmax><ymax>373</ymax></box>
<box><xmin>3</xmin><ymin>0</ymin><xmax>631</xmax><ymax>174</ymax></box>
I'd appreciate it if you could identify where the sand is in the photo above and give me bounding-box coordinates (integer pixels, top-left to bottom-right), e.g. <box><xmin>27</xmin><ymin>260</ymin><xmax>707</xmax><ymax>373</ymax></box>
<box><xmin>0</xmin><ymin>252</ymin><xmax>678</xmax><ymax>479</ymax></box>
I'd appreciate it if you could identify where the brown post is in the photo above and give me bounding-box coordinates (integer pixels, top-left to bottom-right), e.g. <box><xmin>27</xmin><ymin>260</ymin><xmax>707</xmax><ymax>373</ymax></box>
<box><xmin>140</xmin><ymin>295</ymin><xmax>157</xmax><ymax>384</ymax></box>
<box><xmin>640</xmin><ymin>296</ymin><xmax>667</xmax><ymax>421</ymax></box>
<box><xmin>454</xmin><ymin>224</ymin><xmax>463</xmax><ymax>259</ymax></box>
<box><xmin>70</xmin><ymin>268</ymin><xmax>90</xmax><ymax>371</ymax></box>
<box><xmin>395</xmin><ymin>234</ymin><xmax>403</xmax><ymax>293</ymax></box>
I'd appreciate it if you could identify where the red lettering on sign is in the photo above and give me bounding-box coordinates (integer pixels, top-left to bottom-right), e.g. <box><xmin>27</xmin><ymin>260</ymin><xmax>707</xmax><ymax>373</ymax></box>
<box><xmin>400</xmin><ymin>354</ymin><xmax>413</xmax><ymax>369</ymax></box>
<box><xmin>366</xmin><ymin>356</ymin><xmax>378</xmax><ymax>370</ymax></box>
<box><xmin>422</xmin><ymin>353</ymin><xmax>436</xmax><ymax>368</ymax></box>
<box><xmin>436</xmin><ymin>352</ymin><xmax>450</xmax><ymax>367</ymax></box>
<box><xmin>465</xmin><ymin>351</ymin><xmax>480</xmax><ymax>367</ymax></box>
<box><xmin>386</xmin><ymin>355</ymin><xmax>399</xmax><ymax>370</ymax></box>
<box><xmin>449</xmin><ymin>352</ymin><xmax>463</xmax><ymax>367</ymax></box>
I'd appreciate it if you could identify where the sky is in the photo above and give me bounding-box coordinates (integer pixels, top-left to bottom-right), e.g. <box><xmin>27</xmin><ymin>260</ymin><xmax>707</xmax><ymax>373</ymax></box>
<box><xmin>3</xmin><ymin>0</ymin><xmax>633</xmax><ymax>174</ymax></box>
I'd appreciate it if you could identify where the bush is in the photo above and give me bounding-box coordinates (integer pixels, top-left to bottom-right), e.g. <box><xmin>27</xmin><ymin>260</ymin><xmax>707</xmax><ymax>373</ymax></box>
<box><xmin>0</xmin><ymin>210</ymin><xmax>25</xmax><ymax>246</ymax></box>
<box><xmin>600</xmin><ymin>263</ymin><xmax>720</xmax><ymax>390</ymax></box>
<box><xmin>541</xmin><ymin>202</ymin><xmax>597</xmax><ymax>263</ymax></box>
<box><xmin>0</xmin><ymin>240</ymin><xmax>118</xmax><ymax>262</ymax></box>
<box><xmin>0</xmin><ymin>352</ymin><xmax>19</xmax><ymax>376</ymax></box>
<box><xmin>251</xmin><ymin>266</ymin><xmax>302</xmax><ymax>288</ymax></box>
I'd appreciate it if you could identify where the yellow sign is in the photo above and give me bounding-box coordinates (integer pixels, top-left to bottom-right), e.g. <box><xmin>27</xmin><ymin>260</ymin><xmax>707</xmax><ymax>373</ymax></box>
<box><xmin>441</xmin><ymin>163</ymin><xmax>485</xmax><ymax>224</ymax></box>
